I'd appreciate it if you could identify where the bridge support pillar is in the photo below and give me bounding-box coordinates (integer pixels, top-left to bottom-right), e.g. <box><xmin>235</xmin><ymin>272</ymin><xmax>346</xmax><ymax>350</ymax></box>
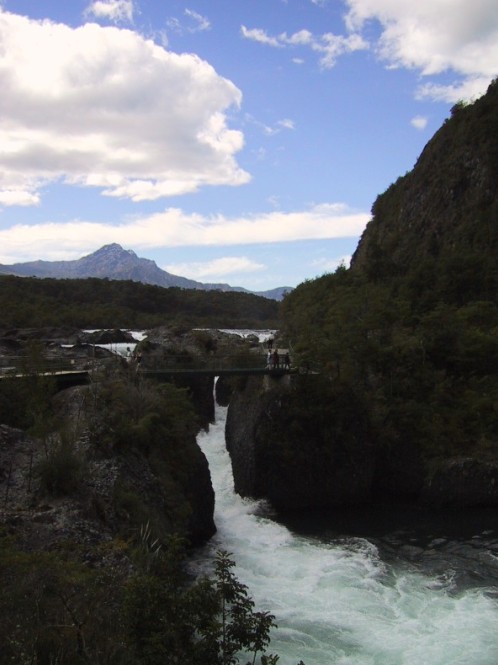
<box><xmin>263</xmin><ymin>372</ymin><xmax>292</xmax><ymax>391</ymax></box>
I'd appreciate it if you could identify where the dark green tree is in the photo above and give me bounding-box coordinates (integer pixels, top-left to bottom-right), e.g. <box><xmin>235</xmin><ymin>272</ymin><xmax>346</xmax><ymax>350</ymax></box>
<box><xmin>123</xmin><ymin>547</ymin><xmax>279</xmax><ymax>665</ymax></box>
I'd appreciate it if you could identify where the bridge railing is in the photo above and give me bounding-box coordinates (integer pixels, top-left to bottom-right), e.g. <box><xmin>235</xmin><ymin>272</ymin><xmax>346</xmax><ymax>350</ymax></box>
<box><xmin>146</xmin><ymin>354</ymin><xmax>267</xmax><ymax>371</ymax></box>
<box><xmin>0</xmin><ymin>355</ymin><xmax>106</xmax><ymax>376</ymax></box>
<box><xmin>0</xmin><ymin>352</ymin><xmax>271</xmax><ymax>376</ymax></box>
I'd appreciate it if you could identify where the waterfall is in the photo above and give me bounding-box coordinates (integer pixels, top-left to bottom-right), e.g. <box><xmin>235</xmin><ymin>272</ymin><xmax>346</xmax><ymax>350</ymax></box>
<box><xmin>191</xmin><ymin>400</ymin><xmax>498</xmax><ymax>665</ymax></box>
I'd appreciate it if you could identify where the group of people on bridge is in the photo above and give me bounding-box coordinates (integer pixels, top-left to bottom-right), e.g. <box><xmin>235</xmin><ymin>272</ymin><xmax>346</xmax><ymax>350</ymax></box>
<box><xmin>125</xmin><ymin>347</ymin><xmax>142</xmax><ymax>371</ymax></box>
<box><xmin>266</xmin><ymin>338</ymin><xmax>290</xmax><ymax>371</ymax></box>
<box><xmin>267</xmin><ymin>349</ymin><xmax>290</xmax><ymax>370</ymax></box>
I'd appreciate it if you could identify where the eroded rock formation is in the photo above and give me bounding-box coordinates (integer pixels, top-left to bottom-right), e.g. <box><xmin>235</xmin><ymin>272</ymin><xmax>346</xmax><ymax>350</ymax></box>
<box><xmin>225</xmin><ymin>375</ymin><xmax>374</xmax><ymax>511</ymax></box>
<box><xmin>225</xmin><ymin>375</ymin><xmax>498</xmax><ymax>510</ymax></box>
<box><xmin>0</xmin><ymin>382</ymin><xmax>216</xmax><ymax>552</ymax></box>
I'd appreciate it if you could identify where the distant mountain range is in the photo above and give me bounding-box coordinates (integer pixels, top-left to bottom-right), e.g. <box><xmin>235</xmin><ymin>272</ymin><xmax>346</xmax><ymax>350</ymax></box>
<box><xmin>0</xmin><ymin>244</ymin><xmax>292</xmax><ymax>301</ymax></box>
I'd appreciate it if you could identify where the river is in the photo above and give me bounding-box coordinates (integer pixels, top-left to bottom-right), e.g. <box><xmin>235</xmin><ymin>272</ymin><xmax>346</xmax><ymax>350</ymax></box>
<box><xmin>191</xmin><ymin>399</ymin><xmax>498</xmax><ymax>665</ymax></box>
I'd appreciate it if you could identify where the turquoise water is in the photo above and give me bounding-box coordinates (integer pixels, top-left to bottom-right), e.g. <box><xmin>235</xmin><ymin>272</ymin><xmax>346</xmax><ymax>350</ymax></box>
<box><xmin>191</xmin><ymin>402</ymin><xmax>498</xmax><ymax>665</ymax></box>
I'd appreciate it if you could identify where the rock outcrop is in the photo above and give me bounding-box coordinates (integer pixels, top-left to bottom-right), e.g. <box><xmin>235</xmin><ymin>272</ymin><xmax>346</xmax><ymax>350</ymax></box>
<box><xmin>225</xmin><ymin>376</ymin><xmax>498</xmax><ymax>510</ymax></box>
<box><xmin>225</xmin><ymin>375</ymin><xmax>374</xmax><ymax>511</ymax></box>
<box><xmin>351</xmin><ymin>79</ymin><xmax>498</xmax><ymax>279</ymax></box>
<box><xmin>0</xmin><ymin>384</ymin><xmax>216</xmax><ymax>554</ymax></box>
<box><xmin>421</xmin><ymin>458</ymin><xmax>498</xmax><ymax>507</ymax></box>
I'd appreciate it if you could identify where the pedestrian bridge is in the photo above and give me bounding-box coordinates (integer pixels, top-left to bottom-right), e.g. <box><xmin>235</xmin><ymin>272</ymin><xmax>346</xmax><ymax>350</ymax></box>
<box><xmin>0</xmin><ymin>356</ymin><xmax>296</xmax><ymax>390</ymax></box>
<box><xmin>140</xmin><ymin>366</ymin><xmax>293</xmax><ymax>378</ymax></box>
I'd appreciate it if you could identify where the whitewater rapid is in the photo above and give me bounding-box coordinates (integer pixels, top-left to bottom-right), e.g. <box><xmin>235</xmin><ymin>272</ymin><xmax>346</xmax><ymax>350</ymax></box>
<box><xmin>191</xmin><ymin>401</ymin><xmax>498</xmax><ymax>665</ymax></box>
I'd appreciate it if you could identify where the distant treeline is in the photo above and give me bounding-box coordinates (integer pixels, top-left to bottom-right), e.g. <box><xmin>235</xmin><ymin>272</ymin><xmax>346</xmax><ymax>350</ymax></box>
<box><xmin>0</xmin><ymin>275</ymin><xmax>280</xmax><ymax>329</ymax></box>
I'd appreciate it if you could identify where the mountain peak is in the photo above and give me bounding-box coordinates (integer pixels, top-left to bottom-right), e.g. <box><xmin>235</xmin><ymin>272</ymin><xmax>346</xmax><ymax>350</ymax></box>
<box><xmin>90</xmin><ymin>243</ymin><xmax>125</xmax><ymax>255</ymax></box>
<box><xmin>0</xmin><ymin>244</ymin><xmax>291</xmax><ymax>300</ymax></box>
<box><xmin>94</xmin><ymin>243</ymin><xmax>138</xmax><ymax>260</ymax></box>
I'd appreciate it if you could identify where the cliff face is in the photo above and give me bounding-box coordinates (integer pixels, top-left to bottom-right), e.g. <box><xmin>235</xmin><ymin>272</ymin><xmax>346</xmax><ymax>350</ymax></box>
<box><xmin>274</xmin><ymin>79</ymin><xmax>498</xmax><ymax>511</ymax></box>
<box><xmin>0</xmin><ymin>381</ymin><xmax>216</xmax><ymax>558</ymax></box>
<box><xmin>225</xmin><ymin>376</ymin><xmax>498</xmax><ymax>510</ymax></box>
<box><xmin>225</xmin><ymin>375</ymin><xmax>374</xmax><ymax>511</ymax></box>
<box><xmin>351</xmin><ymin>79</ymin><xmax>498</xmax><ymax>281</ymax></box>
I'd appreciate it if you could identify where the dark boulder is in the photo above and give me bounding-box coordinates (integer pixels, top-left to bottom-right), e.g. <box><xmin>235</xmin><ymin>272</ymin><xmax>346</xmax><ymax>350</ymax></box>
<box><xmin>225</xmin><ymin>375</ymin><xmax>374</xmax><ymax>511</ymax></box>
<box><xmin>79</xmin><ymin>329</ymin><xmax>136</xmax><ymax>344</ymax></box>
<box><xmin>215</xmin><ymin>375</ymin><xmax>235</xmax><ymax>406</ymax></box>
<box><xmin>421</xmin><ymin>457</ymin><xmax>498</xmax><ymax>507</ymax></box>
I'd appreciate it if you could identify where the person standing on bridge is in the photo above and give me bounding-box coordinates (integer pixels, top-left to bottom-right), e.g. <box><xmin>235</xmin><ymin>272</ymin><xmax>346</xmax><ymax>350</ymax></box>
<box><xmin>267</xmin><ymin>350</ymin><xmax>272</xmax><ymax>369</ymax></box>
<box><xmin>284</xmin><ymin>352</ymin><xmax>290</xmax><ymax>370</ymax></box>
<box><xmin>272</xmin><ymin>349</ymin><xmax>279</xmax><ymax>369</ymax></box>
<box><xmin>134</xmin><ymin>350</ymin><xmax>143</xmax><ymax>372</ymax></box>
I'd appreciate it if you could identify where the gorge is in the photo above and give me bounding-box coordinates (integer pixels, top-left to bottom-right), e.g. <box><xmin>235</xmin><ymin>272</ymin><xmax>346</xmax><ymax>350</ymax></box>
<box><xmin>193</xmin><ymin>390</ymin><xmax>498</xmax><ymax>665</ymax></box>
<box><xmin>1</xmin><ymin>76</ymin><xmax>498</xmax><ymax>664</ymax></box>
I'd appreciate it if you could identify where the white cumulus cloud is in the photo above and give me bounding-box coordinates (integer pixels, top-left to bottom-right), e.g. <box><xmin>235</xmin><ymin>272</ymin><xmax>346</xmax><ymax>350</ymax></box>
<box><xmin>0</xmin><ymin>204</ymin><xmax>370</xmax><ymax>264</ymax></box>
<box><xmin>344</xmin><ymin>0</ymin><xmax>498</xmax><ymax>101</ymax></box>
<box><xmin>0</xmin><ymin>9</ymin><xmax>247</xmax><ymax>207</ymax></box>
<box><xmin>165</xmin><ymin>257</ymin><xmax>265</xmax><ymax>281</ymax></box>
<box><xmin>244</xmin><ymin>1</ymin><xmax>498</xmax><ymax>99</ymax></box>
<box><xmin>85</xmin><ymin>0</ymin><xmax>135</xmax><ymax>23</ymax></box>
<box><xmin>410</xmin><ymin>115</ymin><xmax>428</xmax><ymax>130</ymax></box>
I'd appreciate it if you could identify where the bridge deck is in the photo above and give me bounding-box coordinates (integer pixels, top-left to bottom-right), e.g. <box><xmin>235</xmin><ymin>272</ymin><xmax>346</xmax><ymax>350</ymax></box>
<box><xmin>0</xmin><ymin>366</ymin><xmax>295</xmax><ymax>389</ymax></box>
<box><xmin>141</xmin><ymin>367</ymin><xmax>292</xmax><ymax>378</ymax></box>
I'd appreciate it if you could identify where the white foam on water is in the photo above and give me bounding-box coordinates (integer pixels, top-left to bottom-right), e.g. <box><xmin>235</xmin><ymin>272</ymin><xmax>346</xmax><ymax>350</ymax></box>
<box><xmin>195</xmin><ymin>328</ymin><xmax>277</xmax><ymax>343</ymax></box>
<box><xmin>80</xmin><ymin>329</ymin><xmax>146</xmax><ymax>355</ymax></box>
<box><xmin>193</xmin><ymin>402</ymin><xmax>498</xmax><ymax>665</ymax></box>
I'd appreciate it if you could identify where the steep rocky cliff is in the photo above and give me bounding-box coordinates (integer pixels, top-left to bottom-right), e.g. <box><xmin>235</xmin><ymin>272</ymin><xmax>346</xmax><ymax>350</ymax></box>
<box><xmin>0</xmin><ymin>383</ymin><xmax>216</xmax><ymax>553</ymax></box>
<box><xmin>351</xmin><ymin>79</ymin><xmax>498</xmax><ymax>285</ymax></box>
<box><xmin>225</xmin><ymin>375</ymin><xmax>374</xmax><ymax>511</ymax></box>
<box><xmin>229</xmin><ymin>80</ymin><xmax>498</xmax><ymax>512</ymax></box>
<box><xmin>225</xmin><ymin>375</ymin><xmax>498</xmax><ymax>510</ymax></box>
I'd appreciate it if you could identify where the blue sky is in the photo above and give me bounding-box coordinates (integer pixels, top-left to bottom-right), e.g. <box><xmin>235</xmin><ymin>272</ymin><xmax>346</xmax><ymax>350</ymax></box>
<box><xmin>0</xmin><ymin>1</ymin><xmax>496</xmax><ymax>290</ymax></box>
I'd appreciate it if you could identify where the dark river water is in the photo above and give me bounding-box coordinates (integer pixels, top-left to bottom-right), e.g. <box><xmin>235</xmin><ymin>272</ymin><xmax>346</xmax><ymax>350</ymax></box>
<box><xmin>281</xmin><ymin>504</ymin><xmax>498</xmax><ymax>592</ymax></box>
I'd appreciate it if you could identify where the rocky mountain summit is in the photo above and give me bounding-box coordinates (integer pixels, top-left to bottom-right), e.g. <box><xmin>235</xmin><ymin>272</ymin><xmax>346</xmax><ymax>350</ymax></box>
<box><xmin>0</xmin><ymin>243</ymin><xmax>291</xmax><ymax>301</ymax></box>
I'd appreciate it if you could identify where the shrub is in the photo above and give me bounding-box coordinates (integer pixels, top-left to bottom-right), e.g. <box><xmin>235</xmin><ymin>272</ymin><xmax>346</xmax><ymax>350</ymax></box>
<box><xmin>37</xmin><ymin>437</ymin><xmax>86</xmax><ymax>496</ymax></box>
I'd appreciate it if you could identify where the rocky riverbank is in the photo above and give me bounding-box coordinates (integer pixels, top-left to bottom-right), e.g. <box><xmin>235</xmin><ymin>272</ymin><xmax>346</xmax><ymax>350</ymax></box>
<box><xmin>225</xmin><ymin>374</ymin><xmax>498</xmax><ymax>511</ymax></box>
<box><xmin>0</xmin><ymin>326</ymin><xmax>248</xmax><ymax>579</ymax></box>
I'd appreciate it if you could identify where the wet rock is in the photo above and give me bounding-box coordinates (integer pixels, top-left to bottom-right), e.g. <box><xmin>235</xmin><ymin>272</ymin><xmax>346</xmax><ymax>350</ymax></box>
<box><xmin>215</xmin><ymin>375</ymin><xmax>235</xmax><ymax>406</ymax></box>
<box><xmin>78</xmin><ymin>329</ymin><xmax>135</xmax><ymax>344</ymax></box>
<box><xmin>422</xmin><ymin>457</ymin><xmax>498</xmax><ymax>507</ymax></box>
<box><xmin>225</xmin><ymin>375</ymin><xmax>374</xmax><ymax>511</ymax></box>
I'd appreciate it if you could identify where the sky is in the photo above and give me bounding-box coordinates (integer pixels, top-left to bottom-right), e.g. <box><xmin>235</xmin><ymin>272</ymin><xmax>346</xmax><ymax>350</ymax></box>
<box><xmin>0</xmin><ymin>1</ymin><xmax>497</xmax><ymax>291</ymax></box>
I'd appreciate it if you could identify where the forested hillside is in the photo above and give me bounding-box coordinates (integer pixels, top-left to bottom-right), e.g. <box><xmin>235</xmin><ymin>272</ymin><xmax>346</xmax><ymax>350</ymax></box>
<box><xmin>282</xmin><ymin>79</ymin><xmax>498</xmax><ymax>468</ymax></box>
<box><xmin>0</xmin><ymin>275</ymin><xmax>280</xmax><ymax>329</ymax></box>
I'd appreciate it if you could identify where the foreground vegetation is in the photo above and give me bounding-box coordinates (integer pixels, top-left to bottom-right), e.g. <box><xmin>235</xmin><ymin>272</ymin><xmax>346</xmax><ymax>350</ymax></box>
<box><xmin>0</xmin><ymin>362</ymin><xmax>298</xmax><ymax>664</ymax></box>
<box><xmin>0</xmin><ymin>536</ymin><xmax>283</xmax><ymax>665</ymax></box>
<box><xmin>282</xmin><ymin>82</ymin><xmax>498</xmax><ymax>467</ymax></box>
<box><xmin>282</xmin><ymin>265</ymin><xmax>498</xmax><ymax>463</ymax></box>
<box><xmin>0</xmin><ymin>275</ymin><xmax>280</xmax><ymax>330</ymax></box>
